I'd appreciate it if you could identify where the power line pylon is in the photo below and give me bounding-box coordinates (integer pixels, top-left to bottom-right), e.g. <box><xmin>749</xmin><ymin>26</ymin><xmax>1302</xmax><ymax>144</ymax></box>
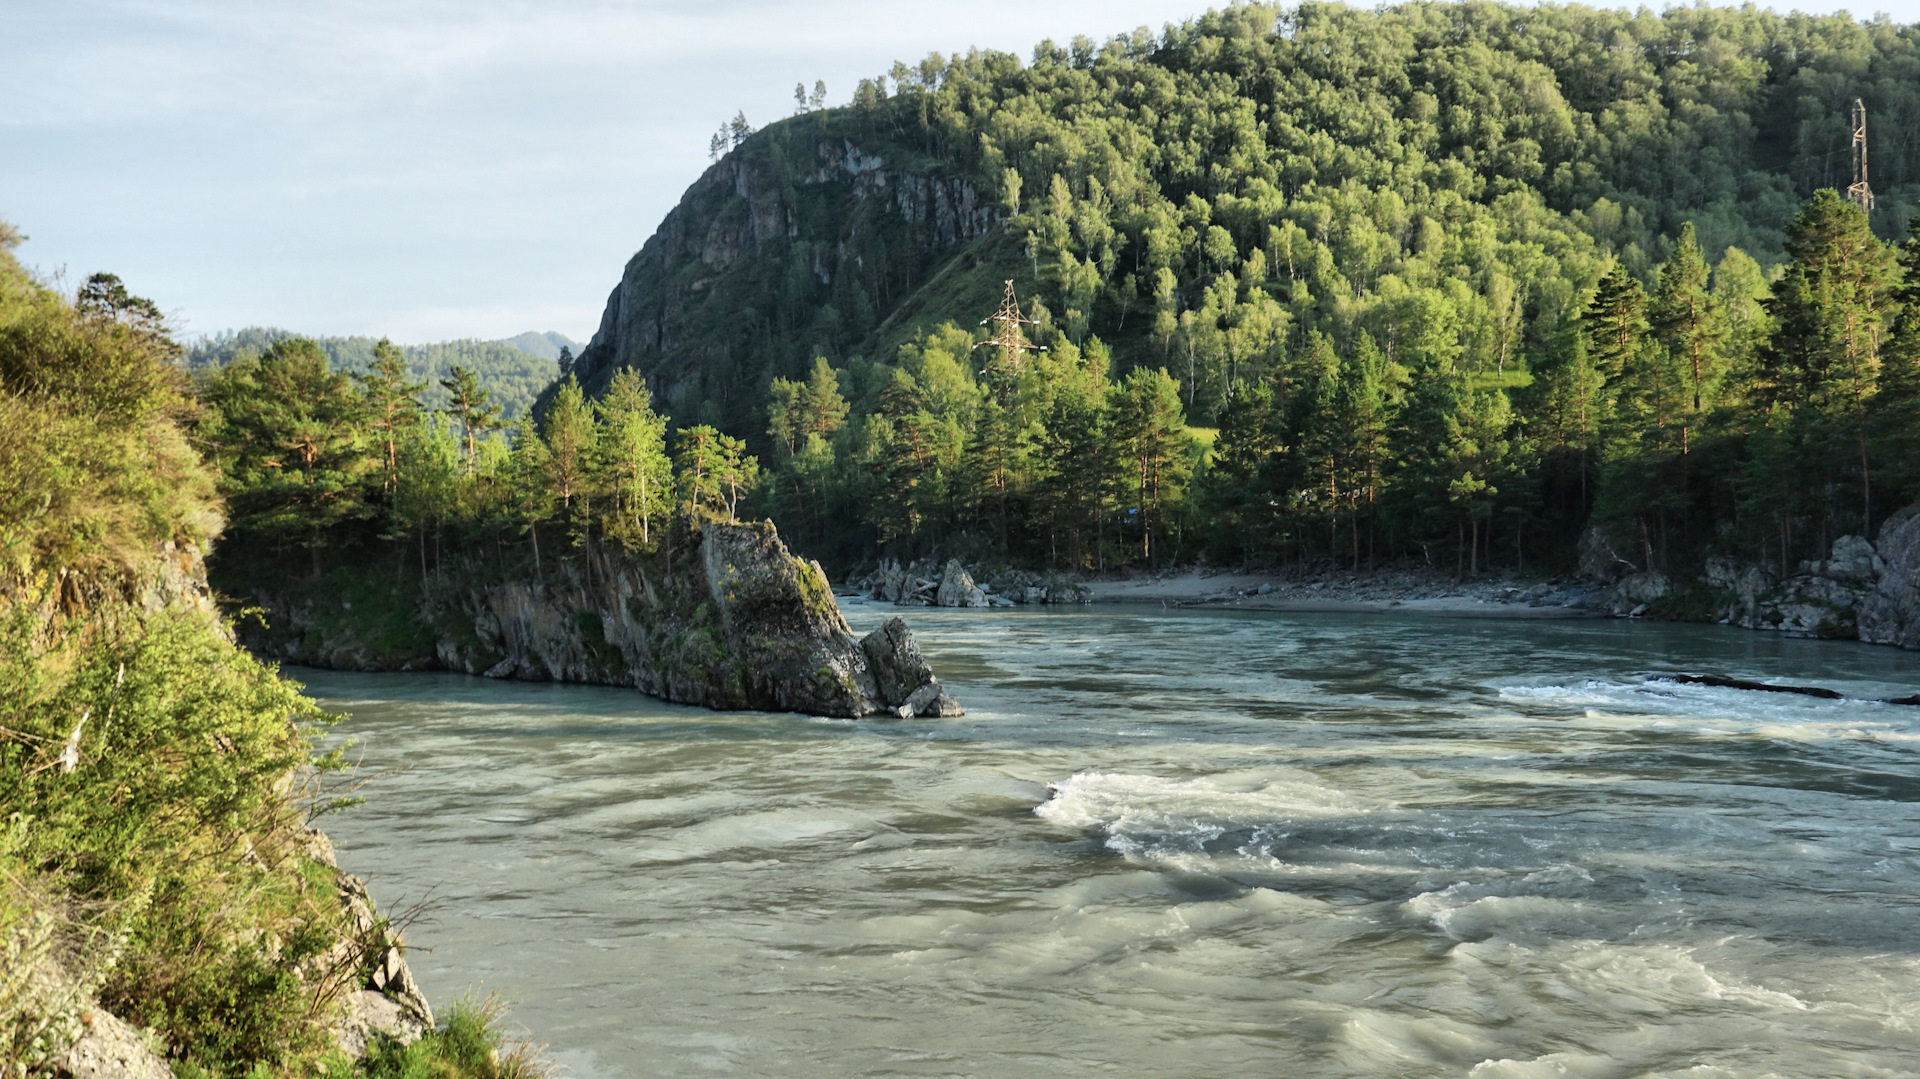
<box><xmin>1848</xmin><ymin>97</ymin><xmax>1874</xmax><ymax>213</ymax></box>
<box><xmin>976</xmin><ymin>280</ymin><xmax>1044</xmax><ymax>385</ymax></box>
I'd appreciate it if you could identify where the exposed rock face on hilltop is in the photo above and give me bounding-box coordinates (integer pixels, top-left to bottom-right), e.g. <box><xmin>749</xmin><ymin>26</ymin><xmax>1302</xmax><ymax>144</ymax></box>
<box><xmin>228</xmin><ymin>520</ymin><xmax>961</xmax><ymax>718</ymax></box>
<box><xmin>566</xmin><ymin>122</ymin><xmax>995</xmax><ymax>425</ymax></box>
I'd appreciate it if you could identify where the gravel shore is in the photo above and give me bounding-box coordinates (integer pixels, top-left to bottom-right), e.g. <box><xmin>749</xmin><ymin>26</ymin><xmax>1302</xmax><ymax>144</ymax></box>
<box><xmin>1078</xmin><ymin>567</ymin><xmax>1603</xmax><ymax>618</ymax></box>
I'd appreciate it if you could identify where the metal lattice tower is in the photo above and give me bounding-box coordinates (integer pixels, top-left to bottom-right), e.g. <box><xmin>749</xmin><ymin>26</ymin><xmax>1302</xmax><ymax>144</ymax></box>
<box><xmin>1848</xmin><ymin>98</ymin><xmax>1874</xmax><ymax>213</ymax></box>
<box><xmin>976</xmin><ymin>280</ymin><xmax>1043</xmax><ymax>378</ymax></box>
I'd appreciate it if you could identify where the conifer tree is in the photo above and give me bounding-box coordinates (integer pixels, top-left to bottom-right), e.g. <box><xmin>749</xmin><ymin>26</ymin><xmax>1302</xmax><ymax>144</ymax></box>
<box><xmin>504</xmin><ymin>417</ymin><xmax>554</xmax><ymax>572</ymax></box>
<box><xmin>1110</xmin><ymin>367</ymin><xmax>1193</xmax><ymax>564</ymax></box>
<box><xmin>1583</xmin><ymin>265</ymin><xmax>1647</xmax><ymax>386</ymax></box>
<box><xmin>199</xmin><ymin>338</ymin><xmax>376</xmax><ymax>564</ymax></box>
<box><xmin>1758</xmin><ymin>190</ymin><xmax>1901</xmax><ymax>534</ymax></box>
<box><xmin>675</xmin><ymin>425</ymin><xmax>725</xmax><ymax>520</ymax></box>
<box><xmin>1649</xmin><ymin>223</ymin><xmax>1728</xmax><ymax>451</ymax></box>
<box><xmin>542</xmin><ymin>375</ymin><xmax>597</xmax><ymax>534</ymax></box>
<box><xmin>441</xmin><ymin>365</ymin><xmax>503</xmax><ymax>475</ymax></box>
<box><xmin>597</xmin><ymin>368</ymin><xmax>672</xmax><ymax>546</ymax></box>
<box><xmin>1335</xmin><ymin>332</ymin><xmax>1395</xmax><ymax>567</ymax></box>
<box><xmin>355</xmin><ymin>337</ymin><xmax>425</xmax><ymax>491</ymax></box>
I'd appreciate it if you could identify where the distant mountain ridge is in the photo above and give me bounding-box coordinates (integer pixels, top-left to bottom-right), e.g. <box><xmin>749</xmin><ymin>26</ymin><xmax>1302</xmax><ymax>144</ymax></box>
<box><xmin>494</xmin><ymin>330</ymin><xmax>582</xmax><ymax>362</ymax></box>
<box><xmin>185</xmin><ymin>327</ymin><xmax>567</xmax><ymax>419</ymax></box>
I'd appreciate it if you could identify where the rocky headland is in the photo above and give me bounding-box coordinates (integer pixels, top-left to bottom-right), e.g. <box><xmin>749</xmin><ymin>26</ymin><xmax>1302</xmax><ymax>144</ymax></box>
<box><xmin>224</xmin><ymin>520</ymin><xmax>961</xmax><ymax>719</ymax></box>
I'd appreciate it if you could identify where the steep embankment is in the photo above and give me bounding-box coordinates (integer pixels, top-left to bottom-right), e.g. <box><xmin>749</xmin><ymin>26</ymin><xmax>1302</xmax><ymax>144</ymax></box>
<box><xmin>0</xmin><ymin>231</ymin><xmax>515</xmax><ymax>1076</ymax></box>
<box><xmin>220</xmin><ymin>520</ymin><xmax>962</xmax><ymax>718</ymax></box>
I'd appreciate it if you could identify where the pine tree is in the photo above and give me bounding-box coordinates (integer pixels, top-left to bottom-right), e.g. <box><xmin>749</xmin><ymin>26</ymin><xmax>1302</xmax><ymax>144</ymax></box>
<box><xmin>1869</xmin><ymin>214</ymin><xmax>1920</xmax><ymax>508</ymax></box>
<box><xmin>714</xmin><ymin>433</ymin><xmax>760</xmax><ymax>523</ymax></box>
<box><xmin>441</xmin><ymin>365</ymin><xmax>503</xmax><ymax>475</ymax></box>
<box><xmin>1583</xmin><ymin>265</ymin><xmax>1648</xmax><ymax>385</ymax></box>
<box><xmin>1335</xmin><ymin>332</ymin><xmax>1395</xmax><ymax>568</ymax></box>
<box><xmin>675</xmin><ymin>425</ymin><xmax>725</xmax><ymax>520</ymax></box>
<box><xmin>199</xmin><ymin>338</ymin><xmax>376</xmax><ymax>564</ymax></box>
<box><xmin>504</xmin><ymin>417</ymin><xmax>554</xmax><ymax>572</ymax></box>
<box><xmin>1758</xmin><ymin>190</ymin><xmax>1901</xmax><ymax>535</ymax></box>
<box><xmin>1649</xmin><ymin>222</ymin><xmax>1728</xmax><ymax>451</ymax></box>
<box><xmin>542</xmin><ymin>375</ymin><xmax>597</xmax><ymax>535</ymax></box>
<box><xmin>354</xmin><ymin>337</ymin><xmax>425</xmax><ymax>491</ymax></box>
<box><xmin>597</xmin><ymin>368</ymin><xmax>672</xmax><ymax>547</ymax></box>
<box><xmin>1109</xmin><ymin>367</ymin><xmax>1194</xmax><ymax>564</ymax></box>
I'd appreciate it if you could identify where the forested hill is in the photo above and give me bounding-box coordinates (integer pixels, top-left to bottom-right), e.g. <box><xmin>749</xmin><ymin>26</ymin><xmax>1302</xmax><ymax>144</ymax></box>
<box><xmin>535</xmin><ymin>0</ymin><xmax>1920</xmax><ymax>581</ymax></box>
<box><xmin>187</xmin><ymin>327</ymin><xmax>562</xmax><ymax>419</ymax></box>
<box><xmin>179</xmin><ymin>0</ymin><xmax>1920</xmax><ymax>601</ymax></box>
<box><xmin>572</xmin><ymin>0</ymin><xmax>1920</xmax><ymax>434</ymax></box>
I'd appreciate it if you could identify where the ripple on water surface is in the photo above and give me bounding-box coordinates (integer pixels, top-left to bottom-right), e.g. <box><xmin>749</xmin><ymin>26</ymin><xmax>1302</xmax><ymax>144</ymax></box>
<box><xmin>307</xmin><ymin>606</ymin><xmax>1920</xmax><ymax>1078</ymax></box>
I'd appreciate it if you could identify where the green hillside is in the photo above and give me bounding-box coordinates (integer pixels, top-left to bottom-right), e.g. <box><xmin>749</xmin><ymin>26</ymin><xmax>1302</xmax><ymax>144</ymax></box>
<box><xmin>575</xmin><ymin>1</ymin><xmax>1919</xmax><ymax>424</ymax></box>
<box><xmin>187</xmin><ymin>329</ymin><xmax>558</xmax><ymax>420</ymax></box>
<box><xmin>559</xmin><ymin>0</ymin><xmax>1920</xmax><ymax>577</ymax></box>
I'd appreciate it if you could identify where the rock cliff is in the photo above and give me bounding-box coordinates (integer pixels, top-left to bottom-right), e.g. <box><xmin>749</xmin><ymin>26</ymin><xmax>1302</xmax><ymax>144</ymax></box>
<box><xmin>229</xmin><ymin>520</ymin><xmax>961</xmax><ymax>718</ymax></box>
<box><xmin>565</xmin><ymin>116</ymin><xmax>999</xmax><ymax>429</ymax></box>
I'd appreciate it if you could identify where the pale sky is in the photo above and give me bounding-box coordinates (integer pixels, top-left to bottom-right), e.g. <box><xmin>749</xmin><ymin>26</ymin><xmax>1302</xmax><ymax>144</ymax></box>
<box><xmin>4</xmin><ymin>0</ymin><xmax>1916</xmax><ymax>345</ymax></box>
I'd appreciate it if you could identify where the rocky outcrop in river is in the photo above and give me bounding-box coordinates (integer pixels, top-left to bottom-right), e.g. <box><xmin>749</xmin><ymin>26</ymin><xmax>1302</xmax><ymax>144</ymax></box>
<box><xmin>228</xmin><ymin>521</ymin><xmax>961</xmax><ymax>718</ymax></box>
<box><xmin>860</xmin><ymin>556</ymin><xmax>1087</xmax><ymax>607</ymax></box>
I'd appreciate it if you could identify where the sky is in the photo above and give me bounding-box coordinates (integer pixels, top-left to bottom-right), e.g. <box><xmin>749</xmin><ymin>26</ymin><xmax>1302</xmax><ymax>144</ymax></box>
<box><xmin>4</xmin><ymin>0</ymin><xmax>1918</xmax><ymax>346</ymax></box>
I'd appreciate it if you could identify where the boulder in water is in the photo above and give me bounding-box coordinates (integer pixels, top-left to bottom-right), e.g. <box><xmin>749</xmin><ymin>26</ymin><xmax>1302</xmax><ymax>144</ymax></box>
<box><xmin>861</xmin><ymin>615</ymin><xmax>964</xmax><ymax>717</ymax></box>
<box><xmin>936</xmin><ymin>559</ymin><xmax>989</xmax><ymax>607</ymax></box>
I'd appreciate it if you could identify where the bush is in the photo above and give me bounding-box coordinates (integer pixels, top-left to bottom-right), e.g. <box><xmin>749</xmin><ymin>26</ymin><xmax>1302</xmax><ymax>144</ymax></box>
<box><xmin>351</xmin><ymin>996</ymin><xmax>551</xmax><ymax>1079</ymax></box>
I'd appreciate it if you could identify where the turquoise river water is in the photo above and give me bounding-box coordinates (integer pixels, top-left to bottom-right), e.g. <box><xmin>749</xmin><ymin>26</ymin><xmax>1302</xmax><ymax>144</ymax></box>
<box><xmin>305</xmin><ymin>602</ymin><xmax>1920</xmax><ymax>1078</ymax></box>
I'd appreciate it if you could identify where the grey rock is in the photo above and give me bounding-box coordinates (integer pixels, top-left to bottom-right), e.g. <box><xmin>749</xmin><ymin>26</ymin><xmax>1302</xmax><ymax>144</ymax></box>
<box><xmin>1862</xmin><ymin>506</ymin><xmax>1920</xmax><ymax>648</ymax></box>
<box><xmin>935</xmin><ymin>559</ymin><xmax>989</xmax><ymax>607</ymax></box>
<box><xmin>1813</xmin><ymin>534</ymin><xmax>1884</xmax><ymax>585</ymax></box>
<box><xmin>570</xmin><ymin>135</ymin><xmax>992</xmax><ymax>411</ymax></box>
<box><xmin>1616</xmin><ymin>571</ymin><xmax>1670</xmax><ymax>605</ymax></box>
<box><xmin>58</xmin><ymin>1008</ymin><xmax>169</xmax><ymax>1079</ymax></box>
<box><xmin>1739</xmin><ymin>575</ymin><xmax>1865</xmax><ymax>638</ymax></box>
<box><xmin>861</xmin><ymin>617</ymin><xmax>934</xmax><ymax>704</ymax></box>
<box><xmin>1576</xmin><ymin>526</ymin><xmax>1635</xmax><ymax>584</ymax></box>
<box><xmin>232</xmin><ymin>519</ymin><xmax>962</xmax><ymax>718</ymax></box>
<box><xmin>926</xmin><ymin>691</ymin><xmax>966</xmax><ymax>717</ymax></box>
<box><xmin>904</xmin><ymin>680</ymin><xmax>945</xmax><ymax>715</ymax></box>
<box><xmin>334</xmin><ymin>989</ymin><xmax>428</xmax><ymax>1061</ymax></box>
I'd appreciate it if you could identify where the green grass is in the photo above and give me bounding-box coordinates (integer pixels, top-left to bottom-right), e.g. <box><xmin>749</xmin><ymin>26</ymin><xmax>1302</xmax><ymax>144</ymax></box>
<box><xmin>340</xmin><ymin>997</ymin><xmax>551</xmax><ymax>1079</ymax></box>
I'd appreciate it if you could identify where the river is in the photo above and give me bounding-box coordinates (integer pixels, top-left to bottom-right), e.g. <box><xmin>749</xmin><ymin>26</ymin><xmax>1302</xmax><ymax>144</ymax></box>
<box><xmin>305</xmin><ymin>603</ymin><xmax>1920</xmax><ymax>1078</ymax></box>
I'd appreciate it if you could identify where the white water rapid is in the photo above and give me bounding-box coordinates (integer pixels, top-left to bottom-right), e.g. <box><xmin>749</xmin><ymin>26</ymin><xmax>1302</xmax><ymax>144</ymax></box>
<box><xmin>307</xmin><ymin>603</ymin><xmax>1920</xmax><ymax>1078</ymax></box>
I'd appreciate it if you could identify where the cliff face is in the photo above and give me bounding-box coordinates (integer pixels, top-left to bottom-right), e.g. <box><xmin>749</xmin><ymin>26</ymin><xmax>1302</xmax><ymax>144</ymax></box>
<box><xmin>568</xmin><ymin>118</ymin><xmax>999</xmax><ymax>428</ymax></box>
<box><xmin>230</xmin><ymin>520</ymin><xmax>961</xmax><ymax>718</ymax></box>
